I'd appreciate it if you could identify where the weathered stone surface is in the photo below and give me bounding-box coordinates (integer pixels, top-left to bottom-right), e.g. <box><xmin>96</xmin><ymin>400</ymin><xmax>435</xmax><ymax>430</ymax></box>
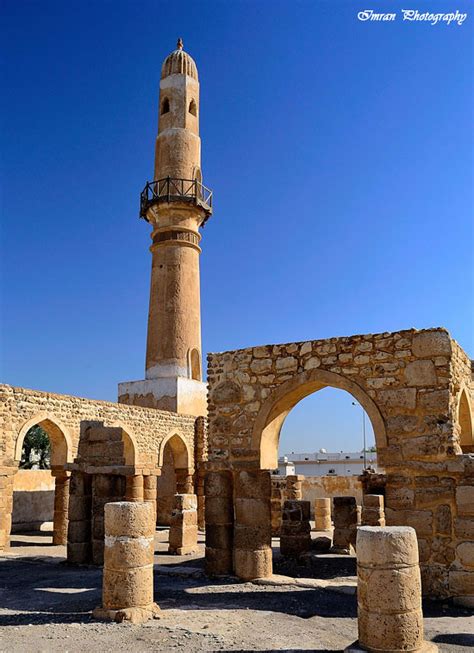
<box><xmin>405</xmin><ymin>361</ymin><xmax>437</xmax><ymax>387</ymax></box>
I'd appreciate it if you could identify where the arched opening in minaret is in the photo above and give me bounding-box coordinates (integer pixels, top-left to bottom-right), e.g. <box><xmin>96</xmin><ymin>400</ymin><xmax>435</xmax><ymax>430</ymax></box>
<box><xmin>189</xmin><ymin>348</ymin><xmax>202</xmax><ymax>381</ymax></box>
<box><xmin>161</xmin><ymin>97</ymin><xmax>170</xmax><ymax>115</ymax></box>
<box><xmin>189</xmin><ymin>99</ymin><xmax>197</xmax><ymax>116</ymax></box>
<box><xmin>458</xmin><ymin>388</ymin><xmax>473</xmax><ymax>453</ymax></box>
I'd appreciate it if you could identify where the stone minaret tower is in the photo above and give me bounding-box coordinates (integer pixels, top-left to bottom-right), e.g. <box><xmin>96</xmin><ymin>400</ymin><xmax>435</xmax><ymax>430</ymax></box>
<box><xmin>119</xmin><ymin>39</ymin><xmax>211</xmax><ymax>416</ymax></box>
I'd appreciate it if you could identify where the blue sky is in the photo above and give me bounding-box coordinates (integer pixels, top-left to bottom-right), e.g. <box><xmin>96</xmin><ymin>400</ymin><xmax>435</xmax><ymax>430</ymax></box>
<box><xmin>1</xmin><ymin>0</ymin><xmax>472</xmax><ymax>452</ymax></box>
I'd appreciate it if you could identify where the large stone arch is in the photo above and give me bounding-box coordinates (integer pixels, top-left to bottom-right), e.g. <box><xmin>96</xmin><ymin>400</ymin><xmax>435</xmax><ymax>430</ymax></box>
<box><xmin>15</xmin><ymin>412</ymin><xmax>74</xmax><ymax>466</ymax></box>
<box><xmin>251</xmin><ymin>368</ymin><xmax>387</xmax><ymax>470</ymax></box>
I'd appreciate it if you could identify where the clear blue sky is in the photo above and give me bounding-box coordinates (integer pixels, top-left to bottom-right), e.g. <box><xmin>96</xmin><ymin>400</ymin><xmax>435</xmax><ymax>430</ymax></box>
<box><xmin>1</xmin><ymin>1</ymin><xmax>472</xmax><ymax>452</ymax></box>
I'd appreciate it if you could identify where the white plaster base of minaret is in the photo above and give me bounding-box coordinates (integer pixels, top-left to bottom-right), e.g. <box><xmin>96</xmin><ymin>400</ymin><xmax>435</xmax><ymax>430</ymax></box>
<box><xmin>118</xmin><ymin>377</ymin><xmax>207</xmax><ymax>417</ymax></box>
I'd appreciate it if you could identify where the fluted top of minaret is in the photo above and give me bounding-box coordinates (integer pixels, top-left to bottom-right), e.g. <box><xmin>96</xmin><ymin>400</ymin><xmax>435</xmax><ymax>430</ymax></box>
<box><xmin>161</xmin><ymin>39</ymin><xmax>198</xmax><ymax>81</ymax></box>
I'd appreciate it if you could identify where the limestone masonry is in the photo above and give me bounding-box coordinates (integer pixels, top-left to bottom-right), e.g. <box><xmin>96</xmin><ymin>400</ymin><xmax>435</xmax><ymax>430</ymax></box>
<box><xmin>0</xmin><ymin>38</ymin><xmax>473</xmax><ymax>638</ymax></box>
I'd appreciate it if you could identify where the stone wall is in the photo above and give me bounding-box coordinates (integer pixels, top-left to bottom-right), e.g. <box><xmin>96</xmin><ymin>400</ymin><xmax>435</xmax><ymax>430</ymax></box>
<box><xmin>206</xmin><ymin>328</ymin><xmax>474</xmax><ymax>602</ymax></box>
<box><xmin>301</xmin><ymin>475</ymin><xmax>363</xmax><ymax>513</ymax></box>
<box><xmin>0</xmin><ymin>384</ymin><xmax>200</xmax><ymax>550</ymax></box>
<box><xmin>12</xmin><ymin>470</ymin><xmax>55</xmax><ymax>531</ymax></box>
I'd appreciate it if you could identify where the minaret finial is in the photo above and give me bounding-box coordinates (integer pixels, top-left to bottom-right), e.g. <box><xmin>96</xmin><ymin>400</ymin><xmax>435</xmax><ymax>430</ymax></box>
<box><xmin>177</xmin><ymin>38</ymin><xmax>183</xmax><ymax>50</ymax></box>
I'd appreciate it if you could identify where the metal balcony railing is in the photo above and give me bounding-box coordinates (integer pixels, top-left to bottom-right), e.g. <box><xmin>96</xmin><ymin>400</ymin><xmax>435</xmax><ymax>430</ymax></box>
<box><xmin>140</xmin><ymin>177</ymin><xmax>213</xmax><ymax>223</ymax></box>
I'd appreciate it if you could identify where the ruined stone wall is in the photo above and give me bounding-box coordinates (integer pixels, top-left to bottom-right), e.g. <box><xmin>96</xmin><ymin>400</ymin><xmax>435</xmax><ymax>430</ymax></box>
<box><xmin>0</xmin><ymin>384</ymin><xmax>196</xmax><ymax>469</ymax></box>
<box><xmin>206</xmin><ymin>328</ymin><xmax>474</xmax><ymax>601</ymax></box>
<box><xmin>0</xmin><ymin>384</ymin><xmax>198</xmax><ymax>550</ymax></box>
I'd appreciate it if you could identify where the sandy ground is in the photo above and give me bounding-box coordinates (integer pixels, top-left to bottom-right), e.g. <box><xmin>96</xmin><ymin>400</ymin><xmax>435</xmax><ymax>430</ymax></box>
<box><xmin>0</xmin><ymin>530</ymin><xmax>472</xmax><ymax>652</ymax></box>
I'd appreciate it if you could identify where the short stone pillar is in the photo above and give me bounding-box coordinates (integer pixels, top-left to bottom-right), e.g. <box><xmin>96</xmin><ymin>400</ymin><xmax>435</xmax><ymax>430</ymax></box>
<box><xmin>52</xmin><ymin>471</ymin><xmax>70</xmax><ymax>545</ymax></box>
<box><xmin>125</xmin><ymin>474</ymin><xmax>144</xmax><ymax>502</ymax></box>
<box><xmin>314</xmin><ymin>498</ymin><xmax>332</xmax><ymax>531</ymax></box>
<box><xmin>143</xmin><ymin>475</ymin><xmax>157</xmax><ymax>524</ymax></box>
<box><xmin>169</xmin><ymin>493</ymin><xmax>198</xmax><ymax>555</ymax></box>
<box><xmin>205</xmin><ymin>470</ymin><xmax>234</xmax><ymax>576</ymax></box>
<box><xmin>361</xmin><ymin>494</ymin><xmax>385</xmax><ymax>527</ymax></box>
<box><xmin>280</xmin><ymin>500</ymin><xmax>311</xmax><ymax>557</ymax></box>
<box><xmin>0</xmin><ymin>471</ymin><xmax>15</xmax><ymax>551</ymax></box>
<box><xmin>332</xmin><ymin>496</ymin><xmax>358</xmax><ymax>553</ymax></box>
<box><xmin>346</xmin><ymin>526</ymin><xmax>437</xmax><ymax>653</ymax></box>
<box><xmin>271</xmin><ymin>477</ymin><xmax>286</xmax><ymax>536</ymax></box>
<box><xmin>285</xmin><ymin>474</ymin><xmax>304</xmax><ymax>500</ymax></box>
<box><xmin>67</xmin><ymin>471</ymin><xmax>92</xmax><ymax>564</ymax></box>
<box><xmin>233</xmin><ymin>470</ymin><xmax>272</xmax><ymax>581</ymax></box>
<box><xmin>93</xmin><ymin>501</ymin><xmax>159</xmax><ymax>624</ymax></box>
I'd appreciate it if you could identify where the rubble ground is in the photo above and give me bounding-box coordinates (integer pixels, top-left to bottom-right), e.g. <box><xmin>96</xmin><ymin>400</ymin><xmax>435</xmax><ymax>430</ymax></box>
<box><xmin>0</xmin><ymin>531</ymin><xmax>472</xmax><ymax>652</ymax></box>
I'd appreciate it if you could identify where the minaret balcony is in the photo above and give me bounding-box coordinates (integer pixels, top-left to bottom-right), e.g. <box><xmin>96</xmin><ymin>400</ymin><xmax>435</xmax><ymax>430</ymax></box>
<box><xmin>140</xmin><ymin>177</ymin><xmax>213</xmax><ymax>224</ymax></box>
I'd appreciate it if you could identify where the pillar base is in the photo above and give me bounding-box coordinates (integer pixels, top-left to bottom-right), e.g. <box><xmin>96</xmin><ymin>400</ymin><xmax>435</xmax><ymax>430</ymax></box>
<box><xmin>344</xmin><ymin>640</ymin><xmax>438</xmax><ymax>653</ymax></box>
<box><xmin>93</xmin><ymin>602</ymin><xmax>160</xmax><ymax>624</ymax></box>
<box><xmin>118</xmin><ymin>377</ymin><xmax>207</xmax><ymax>416</ymax></box>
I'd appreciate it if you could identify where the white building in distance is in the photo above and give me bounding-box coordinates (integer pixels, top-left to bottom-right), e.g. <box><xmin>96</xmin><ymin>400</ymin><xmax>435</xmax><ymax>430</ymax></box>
<box><xmin>277</xmin><ymin>449</ymin><xmax>378</xmax><ymax>477</ymax></box>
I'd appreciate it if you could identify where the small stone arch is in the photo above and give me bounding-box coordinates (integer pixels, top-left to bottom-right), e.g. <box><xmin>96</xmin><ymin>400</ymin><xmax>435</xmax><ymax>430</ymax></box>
<box><xmin>458</xmin><ymin>386</ymin><xmax>473</xmax><ymax>452</ymax></box>
<box><xmin>15</xmin><ymin>413</ymin><xmax>74</xmax><ymax>466</ymax></box>
<box><xmin>251</xmin><ymin>368</ymin><xmax>387</xmax><ymax>470</ymax></box>
<box><xmin>158</xmin><ymin>431</ymin><xmax>192</xmax><ymax>470</ymax></box>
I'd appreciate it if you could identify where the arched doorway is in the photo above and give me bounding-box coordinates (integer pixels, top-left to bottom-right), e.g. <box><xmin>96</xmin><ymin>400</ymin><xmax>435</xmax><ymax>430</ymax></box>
<box><xmin>156</xmin><ymin>433</ymin><xmax>192</xmax><ymax>525</ymax></box>
<box><xmin>12</xmin><ymin>414</ymin><xmax>72</xmax><ymax>548</ymax></box>
<box><xmin>253</xmin><ymin>370</ymin><xmax>385</xmax><ymax>574</ymax></box>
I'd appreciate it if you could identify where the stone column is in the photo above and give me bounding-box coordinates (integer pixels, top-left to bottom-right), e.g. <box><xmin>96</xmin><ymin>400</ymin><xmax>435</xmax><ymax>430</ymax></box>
<box><xmin>271</xmin><ymin>477</ymin><xmax>285</xmax><ymax>536</ymax></box>
<box><xmin>125</xmin><ymin>474</ymin><xmax>144</xmax><ymax>502</ymax></box>
<box><xmin>280</xmin><ymin>500</ymin><xmax>311</xmax><ymax>557</ymax></box>
<box><xmin>332</xmin><ymin>496</ymin><xmax>358</xmax><ymax>554</ymax></box>
<box><xmin>205</xmin><ymin>470</ymin><xmax>234</xmax><ymax>575</ymax></box>
<box><xmin>361</xmin><ymin>494</ymin><xmax>385</xmax><ymax>527</ymax></box>
<box><xmin>176</xmin><ymin>468</ymin><xmax>194</xmax><ymax>494</ymax></box>
<box><xmin>52</xmin><ymin>471</ymin><xmax>70</xmax><ymax>545</ymax></box>
<box><xmin>143</xmin><ymin>475</ymin><xmax>157</xmax><ymax>525</ymax></box>
<box><xmin>285</xmin><ymin>475</ymin><xmax>304</xmax><ymax>500</ymax></box>
<box><xmin>92</xmin><ymin>474</ymin><xmax>126</xmax><ymax>565</ymax></box>
<box><xmin>346</xmin><ymin>526</ymin><xmax>437</xmax><ymax>653</ymax></box>
<box><xmin>67</xmin><ymin>471</ymin><xmax>92</xmax><ymax>564</ymax></box>
<box><xmin>169</xmin><ymin>493</ymin><xmax>198</xmax><ymax>555</ymax></box>
<box><xmin>93</xmin><ymin>501</ymin><xmax>160</xmax><ymax>624</ymax></box>
<box><xmin>0</xmin><ymin>470</ymin><xmax>15</xmax><ymax>551</ymax></box>
<box><xmin>233</xmin><ymin>469</ymin><xmax>272</xmax><ymax>581</ymax></box>
<box><xmin>196</xmin><ymin>472</ymin><xmax>206</xmax><ymax>531</ymax></box>
<box><xmin>314</xmin><ymin>498</ymin><xmax>332</xmax><ymax>531</ymax></box>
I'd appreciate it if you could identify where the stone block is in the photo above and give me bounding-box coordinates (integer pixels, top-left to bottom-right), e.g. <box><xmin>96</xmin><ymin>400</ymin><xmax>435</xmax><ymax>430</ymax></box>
<box><xmin>104</xmin><ymin>501</ymin><xmax>155</xmax><ymax>538</ymax></box>
<box><xmin>412</xmin><ymin>331</ymin><xmax>451</xmax><ymax>357</ymax></box>
<box><xmin>205</xmin><ymin>547</ymin><xmax>233</xmax><ymax>576</ymax></box>
<box><xmin>456</xmin><ymin>486</ymin><xmax>474</xmax><ymax>516</ymax></box>
<box><xmin>405</xmin><ymin>360</ymin><xmax>437</xmax><ymax>387</ymax></box>
<box><xmin>233</xmin><ymin>524</ymin><xmax>271</xmax><ymax>550</ymax></box>
<box><xmin>456</xmin><ymin>542</ymin><xmax>474</xmax><ymax>569</ymax></box>
<box><xmin>235</xmin><ymin>498</ymin><xmax>270</xmax><ymax>526</ymax></box>
<box><xmin>233</xmin><ymin>547</ymin><xmax>272</xmax><ymax>580</ymax></box>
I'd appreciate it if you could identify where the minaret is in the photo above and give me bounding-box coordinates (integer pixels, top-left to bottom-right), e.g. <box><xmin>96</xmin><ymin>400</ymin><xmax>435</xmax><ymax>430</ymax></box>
<box><xmin>118</xmin><ymin>39</ymin><xmax>211</xmax><ymax>416</ymax></box>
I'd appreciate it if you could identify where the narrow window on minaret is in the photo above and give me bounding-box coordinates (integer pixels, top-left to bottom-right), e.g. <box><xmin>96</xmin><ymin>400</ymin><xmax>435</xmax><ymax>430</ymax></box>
<box><xmin>161</xmin><ymin>98</ymin><xmax>170</xmax><ymax>114</ymax></box>
<box><xmin>189</xmin><ymin>99</ymin><xmax>197</xmax><ymax>116</ymax></box>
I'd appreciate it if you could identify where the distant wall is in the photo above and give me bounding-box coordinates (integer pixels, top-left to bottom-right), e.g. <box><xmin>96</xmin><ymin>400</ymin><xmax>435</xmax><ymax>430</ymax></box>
<box><xmin>12</xmin><ymin>470</ymin><xmax>55</xmax><ymax>531</ymax></box>
<box><xmin>301</xmin><ymin>475</ymin><xmax>363</xmax><ymax>516</ymax></box>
